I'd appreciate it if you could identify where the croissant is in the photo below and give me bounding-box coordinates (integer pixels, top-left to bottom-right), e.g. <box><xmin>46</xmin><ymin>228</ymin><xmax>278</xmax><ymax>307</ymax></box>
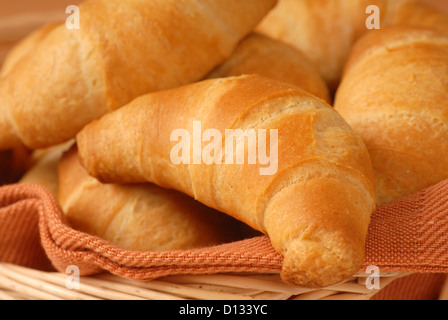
<box><xmin>0</xmin><ymin>31</ymin><xmax>48</xmax><ymax>183</ymax></box>
<box><xmin>76</xmin><ymin>74</ymin><xmax>376</xmax><ymax>288</ymax></box>
<box><xmin>206</xmin><ymin>33</ymin><xmax>331</xmax><ymax>104</ymax></box>
<box><xmin>383</xmin><ymin>0</ymin><xmax>448</xmax><ymax>32</ymax></box>
<box><xmin>256</xmin><ymin>0</ymin><xmax>448</xmax><ymax>91</ymax></box>
<box><xmin>334</xmin><ymin>26</ymin><xmax>448</xmax><ymax>206</ymax></box>
<box><xmin>0</xmin><ymin>0</ymin><xmax>277</xmax><ymax>151</ymax></box>
<box><xmin>0</xmin><ymin>22</ymin><xmax>60</xmax><ymax>78</ymax></box>
<box><xmin>58</xmin><ymin>145</ymin><xmax>251</xmax><ymax>252</ymax></box>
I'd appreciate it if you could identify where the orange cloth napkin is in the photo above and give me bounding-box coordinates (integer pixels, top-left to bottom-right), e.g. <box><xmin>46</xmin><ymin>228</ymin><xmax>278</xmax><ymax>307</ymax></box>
<box><xmin>1</xmin><ymin>181</ymin><xmax>448</xmax><ymax>299</ymax></box>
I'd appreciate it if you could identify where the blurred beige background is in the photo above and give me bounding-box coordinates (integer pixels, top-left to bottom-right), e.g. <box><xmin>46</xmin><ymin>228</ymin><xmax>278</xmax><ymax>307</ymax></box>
<box><xmin>0</xmin><ymin>0</ymin><xmax>447</xmax><ymax>67</ymax></box>
<box><xmin>422</xmin><ymin>0</ymin><xmax>448</xmax><ymax>13</ymax></box>
<box><xmin>0</xmin><ymin>0</ymin><xmax>82</xmax><ymax>17</ymax></box>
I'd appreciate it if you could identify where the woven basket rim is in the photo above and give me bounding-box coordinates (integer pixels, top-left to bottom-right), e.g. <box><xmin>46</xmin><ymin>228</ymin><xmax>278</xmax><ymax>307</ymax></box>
<box><xmin>0</xmin><ymin>262</ymin><xmax>412</xmax><ymax>301</ymax></box>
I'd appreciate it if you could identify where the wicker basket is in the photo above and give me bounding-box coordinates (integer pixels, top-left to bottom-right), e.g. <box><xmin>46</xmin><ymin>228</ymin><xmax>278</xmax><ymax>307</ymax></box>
<box><xmin>0</xmin><ymin>262</ymin><xmax>412</xmax><ymax>301</ymax></box>
<box><xmin>1</xmin><ymin>1</ymin><xmax>448</xmax><ymax>302</ymax></box>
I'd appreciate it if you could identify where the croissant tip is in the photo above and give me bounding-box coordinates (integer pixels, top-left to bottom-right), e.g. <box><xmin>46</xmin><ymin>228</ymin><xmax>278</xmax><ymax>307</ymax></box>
<box><xmin>280</xmin><ymin>237</ymin><xmax>363</xmax><ymax>288</ymax></box>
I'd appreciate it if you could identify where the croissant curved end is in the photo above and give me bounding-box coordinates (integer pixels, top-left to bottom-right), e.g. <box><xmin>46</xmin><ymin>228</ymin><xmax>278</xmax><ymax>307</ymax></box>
<box><xmin>263</xmin><ymin>178</ymin><xmax>373</xmax><ymax>288</ymax></box>
<box><xmin>280</xmin><ymin>234</ymin><xmax>364</xmax><ymax>288</ymax></box>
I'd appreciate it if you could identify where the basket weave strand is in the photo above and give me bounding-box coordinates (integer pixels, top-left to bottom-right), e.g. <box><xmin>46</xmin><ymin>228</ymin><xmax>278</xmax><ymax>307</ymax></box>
<box><xmin>0</xmin><ymin>262</ymin><xmax>407</xmax><ymax>300</ymax></box>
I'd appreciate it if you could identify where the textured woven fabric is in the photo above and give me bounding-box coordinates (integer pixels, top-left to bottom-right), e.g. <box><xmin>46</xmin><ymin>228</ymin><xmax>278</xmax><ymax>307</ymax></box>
<box><xmin>1</xmin><ymin>181</ymin><xmax>448</xmax><ymax>299</ymax></box>
<box><xmin>372</xmin><ymin>273</ymin><xmax>446</xmax><ymax>300</ymax></box>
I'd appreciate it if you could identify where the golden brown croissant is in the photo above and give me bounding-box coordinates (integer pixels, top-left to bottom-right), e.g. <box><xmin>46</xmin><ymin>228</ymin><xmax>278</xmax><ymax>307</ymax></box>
<box><xmin>334</xmin><ymin>26</ymin><xmax>448</xmax><ymax>206</ymax></box>
<box><xmin>0</xmin><ymin>22</ymin><xmax>60</xmax><ymax>78</ymax></box>
<box><xmin>256</xmin><ymin>0</ymin><xmax>448</xmax><ymax>91</ymax></box>
<box><xmin>0</xmin><ymin>0</ymin><xmax>277</xmax><ymax>151</ymax></box>
<box><xmin>383</xmin><ymin>0</ymin><xmax>448</xmax><ymax>33</ymax></box>
<box><xmin>206</xmin><ymin>33</ymin><xmax>331</xmax><ymax>104</ymax></box>
<box><xmin>58</xmin><ymin>145</ymin><xmax>251</xmax><ymax>252</ymax></box>
<box><xmin>76</xmin><ymin>75</ymin><xmax>376</xmax><ymax>288</ymax></box>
